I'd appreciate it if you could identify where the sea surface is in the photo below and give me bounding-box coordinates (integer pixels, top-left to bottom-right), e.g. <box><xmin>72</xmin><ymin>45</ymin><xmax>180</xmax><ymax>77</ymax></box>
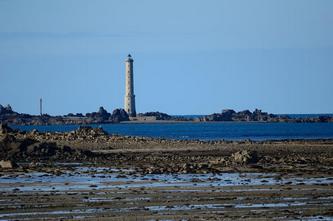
<box><xmin>12</xmin><ymin>122</ymin><xmax>333</xmax><ymax>141</ymax></box>
<box><xmin>178</xmin><ymin>114</ymin><xmax>333</xmax><ymax>119</ymax></box>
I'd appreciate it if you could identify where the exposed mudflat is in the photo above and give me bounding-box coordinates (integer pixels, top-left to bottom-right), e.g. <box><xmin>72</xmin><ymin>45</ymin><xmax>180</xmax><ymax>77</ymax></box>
<box><xmin>1</xmin><ymin>165</ymin><xmax>333</xmax><ymax>220</ymax></box>
<box><xmin>0</xmin><ymin>126</ymin><xmax>333</xmax><ymax>220</ymax></box>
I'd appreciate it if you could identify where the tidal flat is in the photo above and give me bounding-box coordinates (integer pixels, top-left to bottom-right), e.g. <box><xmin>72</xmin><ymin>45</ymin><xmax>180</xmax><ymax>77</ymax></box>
<box><xmin>1</xmin><ymin>125</ymin><xmax>333</xmax><ymax>220</ymax></box>
<box><xmin>1</xmin><ymin>165</ymin><xmax>333</xmax><ymax>220</ymax></box>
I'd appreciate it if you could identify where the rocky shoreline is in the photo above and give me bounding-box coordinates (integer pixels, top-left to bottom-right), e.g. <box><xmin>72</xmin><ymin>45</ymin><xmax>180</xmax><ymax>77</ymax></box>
<box><xmin>1</xmin><ymin>124</ymin><xmax>333</xmax><ymax>220</ymax></box>
<box><xmin>1</xmin><ymin>104</ymin><xmax>333</xmax><ymax>125</ymax></box>
<box><xmin>1</xmin><ymin>124</ymin><xmax>333</xmax><ymax>175</ymax></box>
<box><xmin>0</xmin><ymin>105</ymin><xmax>130</xmax><ymax>125</ymax></box>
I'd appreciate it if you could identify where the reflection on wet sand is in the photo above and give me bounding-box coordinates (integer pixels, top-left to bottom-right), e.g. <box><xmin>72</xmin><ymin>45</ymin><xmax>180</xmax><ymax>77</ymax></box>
<box><xmin>1</xmin><ymin>165</ymin><xmax>332</xmax><ymax>220</ymax></box>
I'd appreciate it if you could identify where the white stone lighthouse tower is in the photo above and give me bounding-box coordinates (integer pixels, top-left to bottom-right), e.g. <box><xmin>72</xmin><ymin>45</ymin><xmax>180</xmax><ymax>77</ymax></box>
<box><xmin>124</xmin><ymin>54</ymin><xmax>136</xmax><ymax>117</ymax></box>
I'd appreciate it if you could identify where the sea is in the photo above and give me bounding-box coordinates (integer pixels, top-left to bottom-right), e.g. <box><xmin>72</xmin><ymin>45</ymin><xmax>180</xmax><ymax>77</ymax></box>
<box><xmin>11</xmin><ymin>119</ymin><xmax>333</xmax><ymax>141</ymax></box>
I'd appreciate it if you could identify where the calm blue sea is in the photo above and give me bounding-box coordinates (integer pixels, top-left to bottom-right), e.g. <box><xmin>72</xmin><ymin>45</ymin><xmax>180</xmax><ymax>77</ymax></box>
<box><xmin>12</xmin><ymin>122</ymin><xmax>333</xmax><ymax>141</ymax></box>
<box><xmin>176</xmin><ymin>114</ymin><xmax>333</xmax><ymax>119</ymax></box>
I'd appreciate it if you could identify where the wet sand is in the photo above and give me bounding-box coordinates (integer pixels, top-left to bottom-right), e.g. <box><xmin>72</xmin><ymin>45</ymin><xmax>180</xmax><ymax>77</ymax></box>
<box><xmin>0</xmin><ymin>165</ymin><xmax>333</xmax><ymax>220</ymax></box>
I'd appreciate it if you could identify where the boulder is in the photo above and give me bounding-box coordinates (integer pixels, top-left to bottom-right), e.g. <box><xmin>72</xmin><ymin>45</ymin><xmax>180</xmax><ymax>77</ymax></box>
<box><xmin>0</xmin><ymin>160</ymin><xmax>17</xmax><ymax>169</ymax></box>
<box><xmin>221</xmin><ymin>109</ymin><xmax>236</xmax><ymax>120</ymax></box>
<box><xmin>0</xmin><ymin>123</ymin><xmax>14</xmax><ymax>134</ymax></box>
<box><xmin>0</xmin><ymin>104</ymin><xmax>14</xmax><ymax>115</ymax></box>
<box><xmin>231</xmin><ymin>150</ymin><xmax>258</xmax><ymax>164</ymax></box>
<box><xmin>74</xmin><ymin>126</ymin><xmax>107</xmax><ymax>136</ymax></box>
<box><xmin>98</xmin><ymin>106</ymin><xmax>108</xmax><ymax>115</ymax></box>
<box><xmin>0</xmin><ymin>135</ymin><xmax>23</xmax><ymax>159</ymax></box>
<box><xmin>30</xmin><ymin>129</ymin><xmax>39</xmax><ymax>135</ymax></box>
<box><xmin>111</xmin><ymin>109</ymin><xmax>129</xmax><ymax>122</ymax></box>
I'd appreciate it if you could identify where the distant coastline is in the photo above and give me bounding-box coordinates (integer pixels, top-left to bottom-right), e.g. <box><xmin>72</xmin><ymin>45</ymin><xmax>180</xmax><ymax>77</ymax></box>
<box><xmin>1</xmin><ymin>104</ymin><xmax>333</xmax><ymax>126</ymax></box>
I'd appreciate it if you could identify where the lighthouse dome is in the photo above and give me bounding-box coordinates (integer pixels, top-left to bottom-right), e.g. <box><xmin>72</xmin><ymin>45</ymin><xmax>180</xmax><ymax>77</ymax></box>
<box><xmin>125</xmin><ymin>54</ymin><xmax>133</xmax><ymax>62</ymax></box>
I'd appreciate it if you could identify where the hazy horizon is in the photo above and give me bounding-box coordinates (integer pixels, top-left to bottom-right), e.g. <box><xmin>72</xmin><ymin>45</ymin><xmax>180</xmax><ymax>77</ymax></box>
<box><xmin>1</xmin><ymin>0</ymin><xmax>333</xmax><ymax>115</ymax></box>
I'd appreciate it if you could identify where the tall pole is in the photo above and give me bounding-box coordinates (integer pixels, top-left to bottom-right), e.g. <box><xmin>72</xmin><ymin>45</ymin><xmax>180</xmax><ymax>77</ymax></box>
<box><xmin>40</xmin><ymin>98</ymin><xmax>42</xmax><ymax>116</ymax></box>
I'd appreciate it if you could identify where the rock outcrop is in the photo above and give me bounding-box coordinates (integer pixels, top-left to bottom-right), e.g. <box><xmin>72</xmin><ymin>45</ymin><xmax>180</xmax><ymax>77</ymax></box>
<box><xmin>0</xmin><ymin>104</ymin><xmax>14</xmax><ymax>115</ymax></box>
<box><xmin>201</xmin><ymin>109</ymin><xmax>277</xmax><ymax>122</ymax></box>
<box><xmin>0</xmin><ymin>132</ymin><xmax>95</xmax><ymax>162</ymax></box>
<box><xmin>138</xmin><ymin>112</ymin><xmax>172</xmax><ymax>120</ymax></box>
<box><xmin>85</xmin><ymin>106</ymin><xmax>112</xmax><ymax>122</ymax></box>
<box><xmin>74</xmin><ymin>126</ymin><xmax>108</xmax><ymax>136</ymax></box>
<box><xmin>0</xmin><ymin>105</ymin><xmax>130</xmax><ymax>125</ymax></box>
<box><xmin>0</xmin><ymin>160</ymin><xmax>17</xmax><ymax>169</ymax></box>
<box><xmin>111</xmin><ymin>109</ymin><xmax>129</xmax><ymax>122</ymax></box>
<box><xmin>0</xmin><ymin>123</ymin><xmax>15</xmax><ymax>134</ymax></box>
<box><xmin>231</xmin><ymin>150</ymin><xmax>258</xmax><ymax>165</ymax></box>
<box><xmin>1</xmin><ymin>103</ymin><xmax>333</xmax><ymax>125</ymax></box>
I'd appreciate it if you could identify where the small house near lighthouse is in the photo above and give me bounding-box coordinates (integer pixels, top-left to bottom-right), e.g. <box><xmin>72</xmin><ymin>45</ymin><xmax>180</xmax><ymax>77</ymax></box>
<box><xmin>124</xmin><ymin>54</ymin><xmax>136</xmax><ymax>117</ymax></box>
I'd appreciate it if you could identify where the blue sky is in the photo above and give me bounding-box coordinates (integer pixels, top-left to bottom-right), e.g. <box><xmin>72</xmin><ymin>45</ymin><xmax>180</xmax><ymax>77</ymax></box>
<box><xmin>0</xmin><ymin>0</ymin><xmax>332</xmax><ymax>115</ymax></box>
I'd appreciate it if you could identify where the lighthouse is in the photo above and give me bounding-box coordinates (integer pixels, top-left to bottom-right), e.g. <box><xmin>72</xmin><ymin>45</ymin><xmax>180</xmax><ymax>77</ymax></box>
<box><xmin>124</xmin><ymin>54</ymin><xmax>136</xmax><ymax>117</ymax></box>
